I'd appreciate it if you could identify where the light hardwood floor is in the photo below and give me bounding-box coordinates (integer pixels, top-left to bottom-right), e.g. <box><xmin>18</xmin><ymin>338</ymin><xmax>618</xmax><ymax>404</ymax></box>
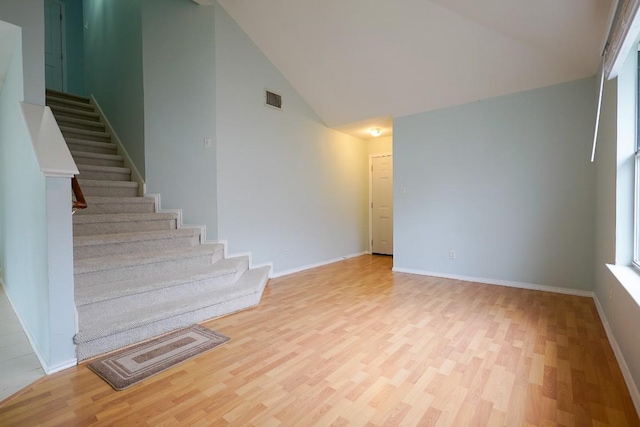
<box><xmin>0</xmin><ymin>255</ymin><xmax>638</xmax><ymax>426</ymax></box>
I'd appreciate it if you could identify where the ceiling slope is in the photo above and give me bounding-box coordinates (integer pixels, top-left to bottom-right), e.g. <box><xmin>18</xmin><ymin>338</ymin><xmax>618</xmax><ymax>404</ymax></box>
<box><xmin>218</xmin><ymin>0</ymin><xmax>613</xmax><ymax>136</ymax></box>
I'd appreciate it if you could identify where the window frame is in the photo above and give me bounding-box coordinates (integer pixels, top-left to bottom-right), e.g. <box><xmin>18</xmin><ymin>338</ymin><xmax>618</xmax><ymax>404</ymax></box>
<box><xmin>634</xmin><ymin>50</ymin><xmax>640</xmax><ymax>268</ymax></box>
<box><xmin>635</xmin><ymin>151</ymin><xmax>640</xmax><ymax>268</ymax></box>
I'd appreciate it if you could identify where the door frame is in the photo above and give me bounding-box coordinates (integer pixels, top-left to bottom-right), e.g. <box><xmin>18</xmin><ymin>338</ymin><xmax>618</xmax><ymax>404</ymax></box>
<box><xmin>369</xmin><ymin>152</ymin><xmax>393</xmax><ymax>254</ymax></box>
<box><xmin>45</xmin><ymin>0</ymin><xmax>68</xmax><ymax>92</ymax></box>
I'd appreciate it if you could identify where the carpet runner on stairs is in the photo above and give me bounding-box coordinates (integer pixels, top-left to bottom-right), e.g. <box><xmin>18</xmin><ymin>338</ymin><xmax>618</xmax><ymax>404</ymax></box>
<box><xmin>45</xmin><ymin>89</ymin><xmax>270</xmax><ymax>361</ymax></box>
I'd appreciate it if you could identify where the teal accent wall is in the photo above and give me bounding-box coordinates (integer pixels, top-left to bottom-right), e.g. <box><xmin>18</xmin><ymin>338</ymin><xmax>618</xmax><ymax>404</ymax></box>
<box><xmin>83</xmin><ymin>0</ymin><xmax>145</xmax><ymax>177</ymax></box>
<box><xmin>59</xmin><ymin>0</ymin><xmax>85</xmax><ymax>96</ymax></box>
<box><xmin>394</xmin><ymin>78</ymin><xmax>597</xmax><ymax>290</ymax></box>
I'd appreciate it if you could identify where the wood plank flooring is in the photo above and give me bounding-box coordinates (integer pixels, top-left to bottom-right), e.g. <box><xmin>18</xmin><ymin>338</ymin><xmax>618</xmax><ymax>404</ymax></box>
<box><xmin>0</xmin><ymin>255</ymin><xmax>637</xmax><ymax>426</ymax></box>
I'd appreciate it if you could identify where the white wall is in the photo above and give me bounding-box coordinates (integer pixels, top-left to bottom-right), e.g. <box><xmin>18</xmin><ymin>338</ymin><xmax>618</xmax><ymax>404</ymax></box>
<box><xmin>0</xmin><ymin>4</ymin><xmax>77</xmax><ymax>372</ymax></box>
<box><xmin>394</xmin><ymin>78</ymin><xmax>597</xmax><ymax>291</ymax></box>
<box><xmin>44</xmin><ymin>175</ymin><xmax>76</xmax><ymax>371</ymax></box>
<box><xmin>594</xmin><ymin>50</ymin><xmax>640</xmax><ymax>404</ymax></box>
<box><xmin>595</xmin><ymin>78</ymin><xmax>618</xmax><ymax>315</ymax></box>
<box><xmin>0</xmin><ymin>0</ymin><xmax>45</xmax><ymax>105</ymax></box>
<box><xmin>368</xmin><ymin>136</ymin><xmax>393</xmax><ymax>156</ymax></box>
<box><xmin>141</xmin><ymin>0</ymin><xmax>217</xmax><ymax>239</ymax></box>
<box><xmin>83</xmin><ymin>0</ymin><xmax>145</xmax><ymax>177</ymax></box>
<box><xmin>215</xmin><ymin>4</ymin><xmax>368</xmax><ymax>273</ymax></box>
<box><xmin>0</xmin><ymin>33</ymin><xmax>52</xmax><ymax>366</ymax></box>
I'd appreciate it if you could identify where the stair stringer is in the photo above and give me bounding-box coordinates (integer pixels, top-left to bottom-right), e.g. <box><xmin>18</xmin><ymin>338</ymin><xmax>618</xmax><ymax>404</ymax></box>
<box><xmin>146</xmin><ymin>192</ymin><xmax>273</xmax><ymax>276</ymax></box>
<box><xmin>89</xmin><ymin>96</ymin><xmax>274</xmax><ymax>276</ymax></box>
<box><xmin>91</xmin><ymin>93</ymin><xmax>272</xmax><ymax>276</ymax></box>
<box><xmin>46</xmin><ymin>90</ymin><xmax>272</xmax><ymax>361</ymax></box>
<box><xmin>90</xmin><ymin>95</ymin><xmax>146</xmax><ymax>197</ymax></box>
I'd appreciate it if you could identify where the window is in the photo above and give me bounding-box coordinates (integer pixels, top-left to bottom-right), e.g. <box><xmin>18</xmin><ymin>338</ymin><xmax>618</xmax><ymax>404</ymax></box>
<box><xmin>634</xmin><ymin>50</ymin><xmax>640</xmax><ymax>267</ymax></box>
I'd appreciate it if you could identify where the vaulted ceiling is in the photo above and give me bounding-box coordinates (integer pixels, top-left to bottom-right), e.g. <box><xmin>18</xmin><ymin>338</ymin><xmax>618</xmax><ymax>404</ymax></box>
<box><xmin>217</xmin><ymin>0</ymin><xmax>615</xmax><ymax>138</ymax></box>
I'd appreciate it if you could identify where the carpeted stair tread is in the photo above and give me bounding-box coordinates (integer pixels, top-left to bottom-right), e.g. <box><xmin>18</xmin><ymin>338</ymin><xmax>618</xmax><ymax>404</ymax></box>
<box><xmin>73</xmin><ymin>228</ymin><xmax>200</xmax><ymax>259</ymax></box>
<box><xmin>77</xmin><ymin>179</ymin><xmax>138</xmax><ymax>189</ymax></box>
<box><xmin>74</xmin><ymin>244</ymin><xmax>222</xmax><ymax>275</ymax></box>
<box><xmin>78</xmin><ymin>164</ymin><xmax>130</xmax><ymax>175</ymax></box>
<box><xmin>83</xmin><ymin>196</ymin><xmax>155</xmax><ymax>205</ymax></box>
<box><xmin>71</xmin><ymin>151</ymin><xmax>124</xmax><ymax>168</ymax></box>
<box><xmin>74</xmin><ymin>196</ymin><xmax>156</xmax><ymax>216</ymax></box>
<box><xmin>55</xmin><ymin>116</ymin><xmax>105</xmax><ymax>131</ymax></box>
<box><xmin>67</xmin><ymin>138</ymin><xmax>117</xmax><ymax>155</ymax></box>
<box><xmin>46</xmin><ymin>89</ymin><xmax>91</xmax><ymax>104</ymax></box>
<box><xmin>73</xmin><ymin>212</ymin><xmax>176</xmax><ymax>236</ymax></box>
<box><xmin>46</xmin><ymin>96</ymin><xmax>94</xmax><ymax>111</ymax></box>
<box><xmin>76</xmin><ymin>168</ymin><xmax>131</xmax><ymax>182</ymax></box>
<box><xmin>73</xmin><ymin>212</ymin><xmax>176</xmax><ymax>224</ymax></box>
<box><xmin>48</xmin><ymin>89</ymin><xmax>271</xmax><ymax>360</ymax></box>
<box><xmin>74</xmin><ymin>266</ymin><xmax>270</xmax><ymax>345</ymax></box>
<box><xmin>71</xmin><ymin>150</ymin><xmax>123</xmax><ymax>161</ymax></box>
<box><xmin>78</xmin><ymin>196</ymin><xmax>154</xmax><ymax>209</ymax></box>
<box><xmin>75</xmin><ymin>256</ymin><xmax>248</xmax><ymax>306</ymax></box>
<box><xmin>74</xmin><ymin>266</ymin><xmax>270</xmax><ymax>359</ymax></box>
<box><xmin>49</xmin><ymin>104</ymin><xmax>99</xmax><ymax>120</ymax></box>
<box><xmin>74</xmin><ymin>228</ymin><xmax>199</xmax><ymax>248</ymax></box>
<box><xmin>74</xmin><ymin>245</ymin><xmax>222</xmax><ymax>287</ymax></box>
<box><xmin>60</xmin><ymin>126</ymin><xmax>111</xmax><ymax>139</ymax></box>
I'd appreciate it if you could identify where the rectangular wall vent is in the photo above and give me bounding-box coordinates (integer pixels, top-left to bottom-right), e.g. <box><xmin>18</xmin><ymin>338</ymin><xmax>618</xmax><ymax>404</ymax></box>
<box><xmin>265</xmin><ymin>90</ymin><xmax>282</xmax><ymax>110</ymax></box>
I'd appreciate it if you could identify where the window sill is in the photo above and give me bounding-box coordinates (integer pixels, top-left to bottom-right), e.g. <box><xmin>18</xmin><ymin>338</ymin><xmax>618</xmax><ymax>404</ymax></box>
<box><xmin>606</xmin><ymin>264</ymin><xmax>640</xmax><ymax>307</ymax></box>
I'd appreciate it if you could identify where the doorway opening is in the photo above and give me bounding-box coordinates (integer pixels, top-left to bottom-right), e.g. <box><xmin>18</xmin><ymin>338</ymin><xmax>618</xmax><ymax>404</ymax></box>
<box><xmin>370</xmin><ymin>154</ymin><xmax>393</xmax><ymax>255</ymax></box>
<box><xmin>44</xmin><ymin>0</ymin><xmax>66</xmax><ymax>92</ymax></box>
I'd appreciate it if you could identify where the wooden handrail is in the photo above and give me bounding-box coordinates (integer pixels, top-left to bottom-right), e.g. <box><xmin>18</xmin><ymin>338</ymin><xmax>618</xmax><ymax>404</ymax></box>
<box><xmin>72</xmin><ymin>176</ymin><xmax>87</xmax><ymax>211</ymax></box>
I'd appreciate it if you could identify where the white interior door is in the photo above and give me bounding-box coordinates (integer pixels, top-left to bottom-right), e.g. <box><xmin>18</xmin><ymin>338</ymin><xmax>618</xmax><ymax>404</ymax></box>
<box><xmin>44</xmin><ymin>0</ymin><xmax>64</xmax><ymax>91</ymax></box>
<box><xmin>371</xmin><ymin>155</ymin><xmax>393</xmax><ymax>255</ymax></box>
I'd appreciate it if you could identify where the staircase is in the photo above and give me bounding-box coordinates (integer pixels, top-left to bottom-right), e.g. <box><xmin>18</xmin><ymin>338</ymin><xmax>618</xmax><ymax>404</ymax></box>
<box><xmin>46</xmin><ymin>89</ymin><xmax>270</xmax><ymax>361</ymax></box>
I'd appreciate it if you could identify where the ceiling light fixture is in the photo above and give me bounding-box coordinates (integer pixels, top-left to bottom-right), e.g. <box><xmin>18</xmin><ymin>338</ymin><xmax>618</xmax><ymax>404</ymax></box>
<box><xmin>369</xmin><ymin>128</ymin><xmax>382</xmax><ymax>137</ymax></box>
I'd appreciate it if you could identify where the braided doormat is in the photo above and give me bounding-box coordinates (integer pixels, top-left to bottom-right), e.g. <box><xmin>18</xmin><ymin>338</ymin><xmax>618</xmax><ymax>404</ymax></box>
<box><xmin>87</xmin><ymin>325</ymin><xmax>230</xmax><ymax>390</ymax></box>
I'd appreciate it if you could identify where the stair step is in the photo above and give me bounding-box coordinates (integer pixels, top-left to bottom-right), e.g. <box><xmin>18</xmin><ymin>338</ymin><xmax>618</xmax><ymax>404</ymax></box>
<box><xmin>74</xmin><ymin>265</ymin><xmax>270</xmax><ymax>360</ymax></box>
<box><xmin>77</xmin><ymin>179</ymin><xmax>138</xmax><ymax>197</ymax></box>
<box><xmin>46</xmin><ymin>89</ymin><xmax>91</xmax><ymax>104</ymax></box>
<box><xmin>47</xmin><ymin>88</ymin><xmax>271</xmax><ymax>362</ymax></box>
<box><xmin>73</xmin><ymin>212</ymin><xmax>176</xmax><ymax>236</ymax></box>
<box><xmin>60</xmin><ymin>126</ymin><xmax>111</xmax><ymax>143</ymax></box>
<box><xmin>66</xmin><ymin>138</ymin><xmax>117</xmax><ymax>155</ymax></box>
<box><xmin>55</xmin><ymin>115</ymin><xmax>105</xmax><ymax>132</ymax></box>
<box><xmin>46</xmin><ymin>96</ymin><xmax>95</xmax><ymax>112</ymax></box>
<box><xmin>73</xmin><ymin>228</ymin><xmax>200</xmax><ymax>259</ymax></box>
<box><xmin>77</xmin><ymin>164</ymin><xmax>131</xmax><ymax>182</ymax></box>
<box><xmin>71</xmin><ymin>150</ymin><xmax>124</xmax><ymax>168</ymax></box>
<box><xmin>76</xmin><ymin>255</ymin><xmax>248</xmax><ymax>306</ymax></box>
<box><xmin>50</xmin><ymin>105</ymin><xmax>100</xmax><ymax>121</ymax></box>
<box><xmin>74</xmin><ymin>196</ymin><xmax>155</xmax><ymax>216</ymax></box>
<box><xmin>74</xmin><ymin>245</ymin><xmax>224</xmax><ymax>287</ymax></box>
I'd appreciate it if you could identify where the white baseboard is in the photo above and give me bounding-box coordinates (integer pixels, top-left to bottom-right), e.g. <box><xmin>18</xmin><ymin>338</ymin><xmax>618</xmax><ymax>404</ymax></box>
<box><xmin>148</xmin><ymin>195</ymin><xmax>270</xmax><ymax>277</ymax></box>
<box><xmin>391</xmin><ymin>267</ymin><xmax>595</xmax><ymax>298</ymax></box>
<box><xmin>271</xmin><ymin>251</ymin><xmax>367</xmax><ymax>279</ymax></box>
<box><xmin>90</xmin><ymin>95</ymin><xmax>146</xmax><ymax>196</ymax></box>
<box><xmin>47</xmin><ymin>358</ymin><xmax>79</xmax><ymax>374</ymax></box>
<box><xmin>220</xmin><ymin>239</ymin><xmax>271</xmax><ymax>273</ymax></box>
<box><xmin>0</xmin><ymin>278</ymin><xmax>78</xmax><ymax>375</ymax></box>
<box><xmin>593</xmin><ymin>295</ymin><xmax>640</xmax><ymax>416</ymax></box>
<box><xmin>147</xmin><ymin>193</ymin><xmax>209</xmax><ymax>241</ymax></box>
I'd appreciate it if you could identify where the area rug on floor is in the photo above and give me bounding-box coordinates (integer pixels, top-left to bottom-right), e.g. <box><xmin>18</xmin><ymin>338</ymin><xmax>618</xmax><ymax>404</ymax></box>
<box><xmin>87</xmin><ymin>325</ymin><xmax>230</xmax><ymax>390</ymax></box>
